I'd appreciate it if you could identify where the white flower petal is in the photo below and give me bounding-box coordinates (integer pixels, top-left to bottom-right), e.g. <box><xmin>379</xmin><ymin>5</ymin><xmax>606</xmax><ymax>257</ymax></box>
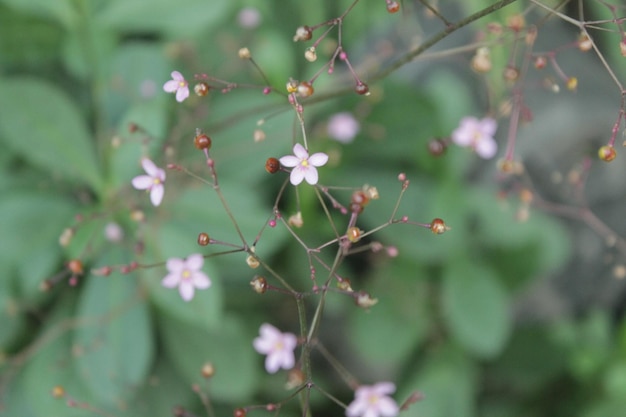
<box><xmin>279</xmin><ymin>155</ymin><xmax>299</xmax><ymax>167</ymax></box>
<box><xmin>377</xmin><ymin>398</ymin><xmax>399</xmax><ymax>417</ymax></box>
<box><xmin>179</xmin><ymin>281</ymin><xmax>195</xmax><ymax>301</ymax></box>
<box><xmin>171</xmin><ymin>71</ymin><xmax>184</xmax><ymax>81</ymax></box>
<box><xmin>141</xmin><ymin>158</ymin><xmax>159</xmax><ymax>176</ymax></box>
<box><xmin>162</xmin><ymin>273</ymin><xmax>181</xmax><ymax>288</ymax></box>
<box><xmin>292</xmin><ymin>143</ymin><xmax>309</xmax><ymax>159</ymax></box>
<box><xmin>308</xmin><ymin>152</ymin><xmax>328</xmax><ymax>167</ymax></box>
<box><xmin>192</xmin><ymin>272</ymin><xmax>211</xmax><ymax>289</ymax></box>
<box><xmin>303</xmin><ymin>166</ymin><xmax>319</xmax><ymax>185</ymax></box>
<box><xmin>176</xmin><ymin>86</ymin><xmax>189</xmax><ymax>102</ymax></box>
<box><xmin>166</xmin><ymin>257</ymin><xmax>185</xmax><ymax>273</ymax></box>
<box><xmin>186</xmin><ymin>254</ymin><xmax>204</xmax><ymax>271</ymax></box>
<box><xmin>163</xmin><ymin>80</ymin><xmax>179</xmax><ymax>92</ymax></box>
<box><xmin>373</xmin><ymin>382</ymin><xmax>396</xmax><ymax>395</ymax></box>
<box><xmin>480</xmin><ymin>117</ymin><xmax>497</xmax><ymax>136</ymax></box>
<box><xmin>290</xmin><ymin>168</ymin><xmax>305</xmax><ymax>185</ymax></box>
<box><xmin>475</xmin><ymin>137</ymin><xmax>497</xmax><ymax>159</ymax></box>
<box><xmin>150</xmin><ymin>184</ymin><xmax>164</xmax><ymax>206</ymax></box>
<box><xmin>265</xmin><ymin>353</ymin><xmax>281</xmax><ymax>374</ymax></box>
<box><xmin>132</xmin><ymin>175</ymin><xmax>153</xmax><ymax>190</ymax></box>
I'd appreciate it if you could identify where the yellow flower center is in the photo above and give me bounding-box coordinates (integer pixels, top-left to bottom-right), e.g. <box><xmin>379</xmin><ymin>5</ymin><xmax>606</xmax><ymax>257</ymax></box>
<box><xmin>179</xmin><ymin>80</ymin><xmax>187</xmax><ymax>87</ymax></box>
<box><xmin>301</xmin><ymin>159</ymin><xmax>309</xmax><ymax>167</ymax></box>
<box><xmin>182</xmin><ymin>269</ymin><xmax>191</xmax><ymax>280</ymax></box>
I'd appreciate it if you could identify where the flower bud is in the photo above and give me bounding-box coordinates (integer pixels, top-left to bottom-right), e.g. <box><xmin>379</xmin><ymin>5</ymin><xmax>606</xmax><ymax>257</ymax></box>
<box><xmin>198</xmin><ymin>232</ymin><xmax>210</xmax><ymax>246</ymax></box>
<box><xmin>355</xmin><ymin>82</ymin><xmax>370</xmax><ymax>96</ymax></box>
<box><xmin>288</xmin><ymin>212</ymin><xmax>303</xmax><ymax>228</ymax></box>
<box><xmin>201</xmin><ymin>362</ymin><xmax>215</xmax><ymax>378</ymax></box>
<box><xmin>566</xmin><ymin>77</ymin><xmax>578</xmax><ymax>91</ymax></box>
<box><xmin>296</xmin><ymin>81</ymin><xmax>314</xmax><ymax>98</ymax></box>
<box><xmin>194</xmin><ymin>133</ymin><xmax>212</xmax><ymax>150</ymax></box>
<box><xmin>238</xmin><ymin>47</ymin><xmax>251</xmax><ymax>59</ymax></box>
<box><xmin>578</xmin><ymin>32</ymin><xmax>593</xmax><ymax>52</ymax></box>
<box><xmin>430</xmin><ymin>218</ymin><xmax>448</xmax><ymax>234</ymax></box>
<box><xmin>304</xmin><ymin>47</ymin><xmax>317</xmax><ymax>62</ymax></box>
<box><xmin>598</xmin><ymin>145</ymin><xmax>616</xmax><ymax>162</ymax></box>
<box><xmin>265</xmin><ymin>157</ymin><xmax>280</xmax><ymax>174</ymax></box>
<box><xmin>346</xmin><ymin>227</ymin><xmax>362</xmax><ymax>243</ymax></box>
<box><xmin>246</xmin><ymin>255</ymin><xmax>260</xmax><ymax>269</ymax></box>
<box><xmin>471</xmin><ymin>47</ymin><xmax>492</xmax><ymax>73</ymax></box>
<box><xmin>250</xmin><ymin>276</ymin><xmax>268</xmax><ymax>294</ymax></box>
<box><xmin>67</xmin><ymin>259</ymin><xmax>84</xmax><ymax>275</ymax></box>
<box><xmin>355</xmin><ymin>291</ymin><xmax>378</xmax><ymax>308</ymax></box>
<box><xmin>293</xmin><ymin>26</ymin><xmax>312</xmax><ymax>42</ymax></box>
<box><xmin>194</xmin><ymin>82</ymin><xmax>210</xmax><ymax>96</ymax></box>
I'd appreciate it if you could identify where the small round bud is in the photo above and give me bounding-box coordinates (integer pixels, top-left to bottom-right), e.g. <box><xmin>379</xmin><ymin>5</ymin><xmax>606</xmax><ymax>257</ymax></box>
<box><xmin>253</xmin><ymin>129</ymin><xmax>266</xmax><ymax>142</ymax></box>
<box><xmin>59</xmin><ymin>228</ymin><xmax>74</xmax><ymax>247</ymax></box>
<box><xmin>234</xmin><ymin>408</ymin><xmax>247</xmax><ymax>417</ymax></box>
<box><xmin>293</xmin><ymin>26</ymin><xmax>312</xmax><ymax>42</ymax></box>
<box><xmin>194</xmin><ymin>82</ymin><xmax>210</xmax><ymax>96</ymax></box>
<box><xmin>194</xmin><ymin>133</ymin><xmax>212</xmax><ymax>150</ymax></box>
<box><xmin>506</xmin><ymin>14</ymin><xmax>525</xmax><ymax>32</ymax></box>
<box><xmin>428</xmin><ymin>138</ymin><xmax>447</xmax><ymax>156</ymax></box>
<box><xmin>566</xmin><ymin>77</ymin><xmax>578</xmax><ymax>91</ymax></box>
<box><xmin>337</xmin><ymin>278</ymin><xmax>353</xmax><ymax>292</ymax></box>
<box><xmin>304</xmin><ymin>47</ymin><xmax>317</xmax><ymax>62</ymax></box>
<box><xmin>265</xmin><ymin>157</ymin><xmax>280</xmax><ymax>174</ymax></box>
<box><xmin>52</xmin><ymin>385</ymin><xmax>65</xmax><ymax>398</ymax></box>
<box><xmin>201</xmin><ymin>362</ymin><xmax>215</xmax><ymax>378</ymax></box>
<box><xmin>355</xmin><ymin>82</ymin><xmax>370</xmax><ymax>95</ymax></box>
<box><xmin>351</xmin><ymin>190</ymin><xmax>370</xmax><ymax>207</ymax></box>
<box><xmin>246</xmin><ymin>255</ymin><xmax>260</xmax><ymax>269</ymax></box>
<box><xmin>286</xmin><ymin>79</ymin><xmax>298</xmax><ymax>94</ymax></box>
<box><xmin>286</xmin><ymin>368</ymin><xmax>305</xmax><ymax>389</ymax></box>
<box><xmin>519</xmin><ymin>188</ymin><xmax>534</xmax><ymax>204</ymax></box>
<box><xmin>471</xmin><ymin>47</ymin><xmax>492</xmax><ymax>73</ymax></box>
<box><xmin>534</xmin><ymin>56</ymin><xmax>547</xmax><ymax>70</ymax></box>
<box><xmin>578</xmin><ymin>32</ymin><xmax>593</xmax><ymax>52</ymax></box>
<box><xmin>598</xmin><ymin>145</ymin><xmax>617</xmax><ymax>162</ymax></box>
<box><xmin>238</xmin><ymin>47</ymin><xmax>251</xmax><ymax>59</ymax></box>
<box><xmin>430</xmin><ymin>218</ymin><xmax>448</xmax><ymax>234</ymax></box>
<box><xmin>67</xmin><ymin>259</ymin><xmax>83</xmax><ymax>275</ymax></box>
<box><xmin>364</xmin><ymin>185</ymin><xmax>379</xmax><ymax>200</ymax></box>
<box><xmin>620</xmin><ymin>40</ymin><xmax>626</xmax><ymax>57</ymax></box>
<box><xmin>355</xmin><ymin>291</ymin><xmax>378</xmax><ymax>308</ymax></box>
<box><xmin>347</xmin><ymin>227</ymin><xmax>362</xmax><ymax>243</ymax></box>
<box><xmin>250</xmin><ymin>276</ymin><xmax>268</xmax><ymax>294</ymax></box>
<box><xmin>386</xmin><ymin>1</ymin><xmax>400</xmax><ymax>13</ymax></box>
<box><xmin>288</xmin><ymin>212</ymin><xmax>304</xmax><ymax>228</ymax></box>
<box><xmin>198</xmin><ymin>232</ymin><xmax>210</xmax><ymax>246</ymax></box>
<box><xmin>297</xmin><ymin>81</ymin><xmax>314</xmax><ymax>98</ymax></box>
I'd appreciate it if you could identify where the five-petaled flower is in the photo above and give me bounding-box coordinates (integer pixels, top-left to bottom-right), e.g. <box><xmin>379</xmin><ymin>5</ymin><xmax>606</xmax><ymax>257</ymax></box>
<box><xmin>253</xmin><ymin>323</ymin><xmax>298</xmax><ymax>373</ymax></box>
<box><xmin>162</xmin><ymin>254</ymin><xmax>211</xmax><ymax>302</ymax></box>
<box><xmin>132</xmin><ymin>158</ymin><xmax>166</xmax><ymax>206</ymax></box>
<box><xmin>163</xmin><ymin>71</ymin><xmax>190</xmax><ymax>102</ymax></box>
<box><xmin>279</xmin><ymin>143</ymin><xmax>329</xmax><ymax>185</ymax></box>
<box><xmin>346</xmin><ymin>382</ymin><xmax>399</xmax><ymax>417</ymax></box>
<box><xmin>451</xmin><ymin>116</ymin><xmax>498</xmax><ymax>159</ymax></box>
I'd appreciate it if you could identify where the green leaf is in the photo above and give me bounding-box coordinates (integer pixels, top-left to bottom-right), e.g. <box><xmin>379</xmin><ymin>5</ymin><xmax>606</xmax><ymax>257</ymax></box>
<box><xmin>5</xmin><ymin>293</ymin><xmax>95</xmax><ymax>417</ymax></box>
<box><xmin>401</xmin><ymin>346</ymin><xmax>477</xmax><ymax>417</ymax></box>
<box><xmin>0</xmin><ymin>190</ymin><xmax>75</xmax><ymax>300</ymax></box>
<box><xmin>160</xmin><ymin>314</ymin><xmax>259</xmax><ymax>402</ymax></box>
<box><xmin>73</xmin><ymin>259</ymin><xmax>154</xmax><ymax>407</ymax></box>
<box><xmin>442</xmin><ymin>260</ymin><xmax>511</xmax><ymax>358</ymax></box>
<box><xmin>0</xmin><ymin>0</ymin><xmax>77</xmax><ymax>28</ymax></box>
<box><xmin>96</xmin><ymin>0</ymin><xmax>231</xmax><ymax>37</ymax></box>
<box><xmin>0</xmin><ymin>77</ymin><xmax>103</xmax><ymax>191</ymax></box>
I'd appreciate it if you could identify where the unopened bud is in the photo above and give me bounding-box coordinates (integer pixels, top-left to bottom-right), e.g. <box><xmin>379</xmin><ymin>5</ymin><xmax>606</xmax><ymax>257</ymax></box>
<box><xmin>566</xmin><ymin>77</ymin><xmax>578</xmax><ymax>91</ymax></box>
<box><xmin>304</xmin><ymin>47</ymin><xmax>317</xmax><ymax>62</ymax></box>
<box><xmin>293</xmin><ymin>26</ymin><xmax>312</xmax><ymax>42</ymax></box>
<box><xmin>288</xmin><ymin>212</ymin><xmax>303</xmax><ymax>228</ymax></box>
<box><xmin>355</xmin><ymin>291</ymin><xmax>378</xmax><ymax>308</ymax></box>
<box><xmin>250</xmin><ymin>276</ymin><xmax>268</xmax><ymax>294</ymax></box>
<box><xmin>578</xmin><ymin>32</ymin><xmax>593</xmax><ymax>52</ymax></box>
<box><xmin>201</xmin><ymin>362</ymin><xmax>215</xmax><ymax>378</ymax></box>
<box><xmin>238</xmin><ymin>47</ymin><xmax>251</xmax><ymax>59</ymax></box>
<box><xmin>59</xmin><ymin>228</ymin><xmax>74</xmax><ymax>247</ymax></box>
<box><xmin>471</xmin><ymin>47</ymin><xmax>492</xmax><ymax>73</ymax></box>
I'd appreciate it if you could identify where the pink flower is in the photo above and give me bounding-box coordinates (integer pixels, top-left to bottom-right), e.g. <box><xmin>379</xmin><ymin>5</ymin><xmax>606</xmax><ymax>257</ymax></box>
<box><xmin>346</xmin><ymin>382</ymin><xmax>399</xmax><ymax>417</ymax></box>
<box><xmin>162</xmin><ymin>254</ymin><xmax>211</xmax><ymax>301</ymax></box>
<box><xmin>451</xmin><ymin>116</ymin><xmax>498</xmax><ymax>159</ymax></box>
<box><xmin>132</xmin><ymin>158</ymin><xmax>166</xmax><ymax>206</ymax></box>
<box><xmin>279</xmin><ymin>143</ymin><xmax>329</xmax><ymax>185</ymax></box>
<box><xmin>253</xmin><ymin>323</ymin><xmax>298</xmax><ymax>373</ymax></box>
<box><xmin>163</xmin><ymin>71</ymin><xmax>189</xmax><ymax>102</ymax></box>
<box><xmin>327</xmin><ymin>112</ymin><xmax>360</xmax><ymax>143</ymax></box>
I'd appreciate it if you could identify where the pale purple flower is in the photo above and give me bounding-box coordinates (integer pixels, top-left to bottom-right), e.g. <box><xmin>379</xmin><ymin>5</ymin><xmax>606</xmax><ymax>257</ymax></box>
<box><xmin>162</xmin><ymin>254</ymin><xmax>211</xmax><ymax>301</ymax></box>
<box><xmin>132</xmin><ymin>158</ymin><xmax>166</xmax><ymax>206</ymax></box>
<box><xmin>346</xmin><ymin>382</ymin><xmax>399</xmax><ymax>417</ymax></box>
<box><xmin>253</xmin><ymin>323</ymin><xmax>298</xmax><ymax>373</ymax></box>
<box><xmin>451</xmin><ymin>116</ymin><xmax>498</xmax><ymax>159</ymax></box>
<box><xmin>279</xmin><ymin>143</ymin><xmax>329</xmax><ymax>185</ymax></box>
<box><xmin>237</xmin><ymin>7</ymin><xmax>261</xmax><ymax>29</ymax></box>
<box><xmin>163</xmin><ymin>71</ymin><xmax>189</xmax><ymax>102</ymax></box>
<box><xmin>327</xmin><ymin>112</ymin><xmax>360</xmax><ymax>143</ymax></box>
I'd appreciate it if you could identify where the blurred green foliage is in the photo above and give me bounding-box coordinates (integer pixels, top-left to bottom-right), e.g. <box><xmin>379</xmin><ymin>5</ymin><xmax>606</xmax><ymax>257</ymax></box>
<box><xmin>1</xmin><ymin>1</ymin><xmax>625</xmax><ymax>417</ymax></box>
